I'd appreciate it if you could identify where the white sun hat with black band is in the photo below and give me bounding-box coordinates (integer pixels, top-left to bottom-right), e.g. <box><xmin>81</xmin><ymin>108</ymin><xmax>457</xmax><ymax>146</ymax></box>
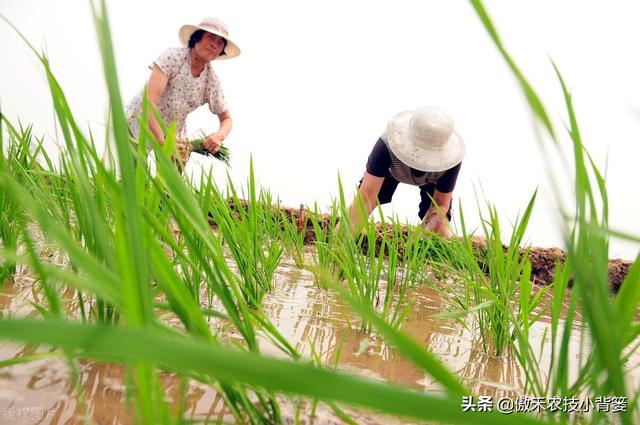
<box><xmin>384</xmin><ymin>106</ymin><xmax>465</xmax><ymax>172</ymax></box>
<box><xmin>178</xmin><ymin>17</ymin><xmax>241</xmax><ymax>60</ymax></box>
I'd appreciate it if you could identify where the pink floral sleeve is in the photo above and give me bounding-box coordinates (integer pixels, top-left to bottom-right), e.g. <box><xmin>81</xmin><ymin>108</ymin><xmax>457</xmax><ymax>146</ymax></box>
<box><xmin>151</xmin><ymin>48</ymin><xmax>185</xmax><ymax>78</ymax></box>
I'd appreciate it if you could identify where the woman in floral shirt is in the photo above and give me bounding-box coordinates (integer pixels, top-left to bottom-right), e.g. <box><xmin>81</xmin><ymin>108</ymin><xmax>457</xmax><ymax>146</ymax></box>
<box><xmin>126</xmin><ymin>17</ymin><xmax>240</xmax><ymax>161</ymax></box>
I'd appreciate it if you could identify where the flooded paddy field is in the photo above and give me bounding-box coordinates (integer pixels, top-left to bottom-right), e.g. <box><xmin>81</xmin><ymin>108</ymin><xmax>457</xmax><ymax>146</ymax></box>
<box><xmin>1</xmin><ymin>250</ymin><xmax>637</xmax><ymax>424</ymax></box>
<box><xmin>1</xmin><ymin>1</ymin><xmax>639</xmax><ymax>424</ymax></box>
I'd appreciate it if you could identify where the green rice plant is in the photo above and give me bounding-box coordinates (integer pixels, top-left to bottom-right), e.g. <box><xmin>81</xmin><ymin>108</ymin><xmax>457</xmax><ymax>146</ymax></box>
<box><xmin>307</xmin><ymin>200</ymin><xmax>340</xmax><ymax>288</ymax></box>
<box><xmin>277</xmin><ymin>203</ymin><xmax>307</xmax><ymax>268</ymax></box>
<box><xmin>377</xmin><ymin>213</ymin><xmax>413</xmax><ymax>329</ymax></box>
<box><xmin>145</xmin><ymin>151</ymin><xmax>292</xmax><ymax>422</ymax></box>
<box><xmin>388</xmin><ymin>221</ymin><xmax>464</xmax><ymax>293</ymax></box>
<box><xmin>1</xmin><ymin>66</ymin><xmax>124</xmax><ymax>323</ymax></box>
<box><xmin>334</xmin><ymin>180</ymin><xmax>422</xmax><ymax>332</ymax></box>
<box><xmin>505</xmin><ymin>257</ymin><xmax>577</xmax><ymax>401</ymax></box>
<box><xmin>477</xmin><ymin>192</ymin><xmax>540</xmax><ymax>356</ymax></box>
<box><xmin>258</xmin><ymin>189</ymin><xmax>288</xmax><ymax>247</ymax></box>
<box><xmin>433</xmin><ymin>192</ymin><xmax>544</xmax><ymax>357</ymax></box>
<box><xmin>470</xmin><ymin>1</ymin><xmax>640</xmax><ymax>423</ymax></box>
<box><xmin>332</xmin><ymin>222</ymin><xmax>385</xmax><ymax>333</ymax></box>
<box><xmin>426</xmin><ymin>230</ymin><xmax>478</xmax><ymax>273</ymax></box>
<box><xmin>330</xmin><ymin>181</ymin><xmax>390</xmax><ymax>333</ymax></box>
<box><xmin>330</xmin><ymin>183</ymin><xmax>425</xmax><ymax>332</ymax></box>
<box><xmin>0</xmin><ymin>119</ymin><xmax>73</xmax><ymax>289</ymax></box>
<box><xmin>205</xmin><ymin>158</ymin><xmax>283</xmax><ymax>308</ymax></box>
<box><xmin>0</xmin><ymin>117</ymin><xmax>27</xmax><ymax>283</ymax></box>
<box><xmin>395</xmin><ymin>224</ymin><xmax>431</xmax><ymax>288</ymax></box>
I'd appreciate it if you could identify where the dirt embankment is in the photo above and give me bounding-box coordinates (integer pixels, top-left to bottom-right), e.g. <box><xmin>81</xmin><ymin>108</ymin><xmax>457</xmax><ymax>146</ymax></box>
<box><xmin>220</xmin><ymin>201</ymin><xmax>634</xmax><ymax>292</ymax></box>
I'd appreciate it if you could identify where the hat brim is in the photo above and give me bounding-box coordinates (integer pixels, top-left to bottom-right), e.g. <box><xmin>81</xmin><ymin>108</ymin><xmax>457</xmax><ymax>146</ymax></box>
<box><xmin>385</xmin><ymin>110</ymin><xmax>465</xmax><ymax>172</ymax></box>
<box><xmin>178</xmin><ymin>24</ymin><xmax>241</xmax><ymax>60</ymax></box>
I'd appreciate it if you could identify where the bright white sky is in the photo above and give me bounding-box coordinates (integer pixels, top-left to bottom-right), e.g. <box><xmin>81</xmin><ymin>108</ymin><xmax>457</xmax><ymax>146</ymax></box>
<box><xmin>1</xmin><ymin>1</ymin><xmax>639</xmax><ymax>259</ymax></box>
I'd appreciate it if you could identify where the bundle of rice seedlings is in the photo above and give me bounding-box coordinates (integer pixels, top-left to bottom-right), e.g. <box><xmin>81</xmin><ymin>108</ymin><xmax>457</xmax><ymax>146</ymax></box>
<box><xmin>129</xmin><ymin>135</ymin><xmax>231</xmax><ymax>167</ymax></box>
<box><xmin>188</xmin><ymin>134</ymin><xmax>231</xmax><ymax>166</ymax></box>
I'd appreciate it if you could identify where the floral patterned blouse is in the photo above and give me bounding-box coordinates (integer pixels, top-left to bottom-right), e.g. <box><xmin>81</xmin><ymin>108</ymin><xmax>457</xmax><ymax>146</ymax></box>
<box><xmin>126</xmin><ymin>47</ymin><xmax>227</xmax><ymax>140</ymax></box>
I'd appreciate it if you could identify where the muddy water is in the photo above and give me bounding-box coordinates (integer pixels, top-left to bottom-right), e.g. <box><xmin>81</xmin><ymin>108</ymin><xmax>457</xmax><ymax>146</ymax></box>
<box><xmin>0</xmin><ymin>254</ymin><xmax>638</xmax><ymax>424</ymax></box>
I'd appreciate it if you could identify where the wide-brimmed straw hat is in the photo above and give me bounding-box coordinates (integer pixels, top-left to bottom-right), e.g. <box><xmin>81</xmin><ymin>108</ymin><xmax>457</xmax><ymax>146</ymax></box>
<box><xmin>384</xmin><ymin>106</ymin><xmax>465</xmax><ymax>172</ymax></box>
<box><xmin>178</xmin><ymin>17</ymin><xmax>241</xmax><ymax>60</ymax></box>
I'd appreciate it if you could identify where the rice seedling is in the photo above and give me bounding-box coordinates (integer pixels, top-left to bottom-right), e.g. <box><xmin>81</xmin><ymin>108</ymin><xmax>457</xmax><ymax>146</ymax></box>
<box><xmin>474</xmin><ymin>192</ymin><xmax>541</xmax><ymax>356</ymax></box>
<box><xmin>360</xmin><ymin>210</ymin><xmax>424</xmax><ymax>330</ymax></box>
<box><xmin>157</xmin><ymin>103</ymin><xmax>293</xmax><ymax>425</ymax></box>
<box><xmin>329</xmin><ymin>181</ymin><xmax>389</xmax><ymax>333</ymax></box>
<box><xmin>0</xmin><ymin>118</ymin><xmax>27</xmax><ymax>283</ymax></box>
<box><xmin>277</xmin><ymin>203</ymin><xmax>307</xmax><ymax>268</ymax></box>
<box><xmin>415</xmin><ymin>180</ymin><xmax>549</xmax><ymax>361</ymax></box>
<box><xmin>378</xmin><ymin>215</ymin><xmax>413</xmax><ymax>328</ymax></box>
<box><xmin>332</xmin><ymin>221</ymin><xmax>386</xmax><ymax>333</ymax></box>
<box><xmin>328</xmin><ymin>181</ymin><xmax>421</xmax><ymax>332</ymax></box>
<box><xmin>469</xmin><ymin>2</ymin><xmax>640</xmax><ymax>423</ymax></box>
<box><xmin>380</xmin><ymin>213</ymin><xmax>470</xmax><ymax>293</ymax></box>
<box><xmin>258</xmin><ymin>188</ymin><xmax>289</xmax><ymax>248</ymax></box>
<box><xmin>205</xmin><ymin>158</ymin><xmax>284</xmax><ymax>308</ymax></box>
<box><xmin>307</xmin><ymin>199</ymin><xmax>340</xmax><ymax>288</ymax></box>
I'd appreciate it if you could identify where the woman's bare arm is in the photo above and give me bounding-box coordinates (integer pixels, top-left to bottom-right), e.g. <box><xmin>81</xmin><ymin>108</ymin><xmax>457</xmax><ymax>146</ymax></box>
<box><xmin>423</xmin><ymin>190</ymin><xmax>453</xmax><ymax>238</ymax></box>
<box><xmin>336</xmin><ymin>172</ymin><xmax>384</xmax><ymax>235</ymax></box>
<box><xmin>203</xmin><ymin>109</ymin><xmax>233</xmax><ymax>153</ymax></box>
<box><xmin>145</xmin><ymin>64</ymin><xmax>169</xmax><ymax>144</ymax></box>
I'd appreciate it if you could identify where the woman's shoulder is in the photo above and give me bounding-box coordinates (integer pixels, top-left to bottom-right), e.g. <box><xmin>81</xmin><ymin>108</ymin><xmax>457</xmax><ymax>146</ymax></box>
<box><xmin>158</xmin><ymin>47</ymin><xmax>189</xmax><ymax>61</ymax></box>
<box><xmin>152</xmin><ymin>47</ymin><xmax>189</xmax><ymax>76</ymax></box>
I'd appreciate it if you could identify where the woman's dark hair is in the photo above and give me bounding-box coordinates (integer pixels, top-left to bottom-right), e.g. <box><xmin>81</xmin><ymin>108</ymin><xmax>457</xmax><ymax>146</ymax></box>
<box><xmin>188</xmin><ymin>29</ymin><xmax>227</xmax><ymax>56</ymax></box>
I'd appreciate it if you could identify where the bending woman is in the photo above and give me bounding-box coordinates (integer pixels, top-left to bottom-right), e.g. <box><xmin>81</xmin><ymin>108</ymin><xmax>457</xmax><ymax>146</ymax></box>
<box><xmin>126</xmin><ymin>17</ymin><xmax>240</xmax><ymax>160</ymax></box>
<box><xmin>343</xmin><ymin>106</ymin><xmax>465</xmax><ymax>238</ymax></box>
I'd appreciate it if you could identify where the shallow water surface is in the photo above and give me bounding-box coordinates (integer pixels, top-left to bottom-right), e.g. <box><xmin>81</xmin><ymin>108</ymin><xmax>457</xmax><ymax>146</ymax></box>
<box><xmin>0</xmin><ymin>254</ymin><xmax>637</xmax><ymax>424</ymax></box>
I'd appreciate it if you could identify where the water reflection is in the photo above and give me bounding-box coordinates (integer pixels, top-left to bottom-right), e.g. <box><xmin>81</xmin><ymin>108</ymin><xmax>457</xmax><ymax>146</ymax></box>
<box><xmin>0</xmin><ymin>256</ymin><xmax>638</xmax><ymax>424</ymax></box>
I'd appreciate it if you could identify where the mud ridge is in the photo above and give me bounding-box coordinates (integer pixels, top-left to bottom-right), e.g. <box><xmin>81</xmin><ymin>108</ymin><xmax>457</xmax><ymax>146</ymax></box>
<box><xmin>216</xmin><ymin>201</ymin><xmax>633</xmax><ymax>292</ymax></box>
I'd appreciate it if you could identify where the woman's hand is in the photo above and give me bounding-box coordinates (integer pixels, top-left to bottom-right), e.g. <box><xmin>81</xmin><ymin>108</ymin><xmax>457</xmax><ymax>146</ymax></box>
<box><xmin>171</xmin><ymin>141</ymin><xmax>192</xmax><ymax>173</ymax></box>
<box><xmin>422</xmin><ymin>209</ymin><xmax>439</xmax><ymax>232</ymax></box>
<box><xmin>422</xmin><ymin>207</ymin><xmax>452</xmax><ymax>238</ymax></box>
<box><xmin>203</xmin><ymin>133</ymin><xmax>224</xmax><ymax>154</ymax></box>
<box><xmin>176</xmin><ymin>142</ymin><xmax>192</xmax><ymax>163</ymax></box>
<box><xmin>434</xmin><ymin>218</ymin><xmax>453</xmax><ymax>238</ymax></box>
